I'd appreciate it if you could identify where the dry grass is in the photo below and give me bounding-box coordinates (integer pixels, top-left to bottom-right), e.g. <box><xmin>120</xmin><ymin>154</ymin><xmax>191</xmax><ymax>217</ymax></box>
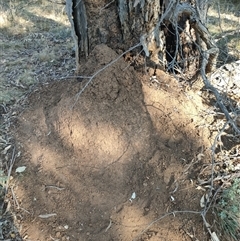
<box><xmin>0</xmin><ymin>0</ymin><xmax>74</xmax><ymax>105</ymax></box>
<box><xmin>208</xmin><ymin>0</ymin><xmax>240</xmax><ymax>64</ymax></box>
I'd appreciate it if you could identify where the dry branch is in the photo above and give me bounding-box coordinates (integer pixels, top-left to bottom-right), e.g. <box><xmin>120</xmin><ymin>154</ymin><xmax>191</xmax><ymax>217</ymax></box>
<box><xmin>200</xmin><ymin>50</ymin><xmax>240</xmax><ymax>135</ymax></box>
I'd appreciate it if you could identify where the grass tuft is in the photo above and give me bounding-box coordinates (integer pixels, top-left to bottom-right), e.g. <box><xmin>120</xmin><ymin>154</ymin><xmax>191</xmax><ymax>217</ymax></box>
<box><xmin>214</xmin><ymin>178</ymin><xmax>240</xmax><ymax>240</ymax></box>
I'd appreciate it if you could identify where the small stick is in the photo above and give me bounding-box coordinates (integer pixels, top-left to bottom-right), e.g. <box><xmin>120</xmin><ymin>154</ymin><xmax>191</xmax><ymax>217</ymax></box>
<box><xmin>44</xmin><ymin>185</ymin><xmax>65</xmax><ymax>191</ymax></box>
<box><xmin>105</xmin><ymin>219</ymin><xmax>112</xmax><ymax>232</ymax></box>
<box><xmin>72</xmin><ymin>42</ymin><xmax>141</xmax><ymax>108</ymax></box>
<box><xmin>100</xmin><ymin>0</ymin><xmax>115</xmax><ymax>13</ymax></box>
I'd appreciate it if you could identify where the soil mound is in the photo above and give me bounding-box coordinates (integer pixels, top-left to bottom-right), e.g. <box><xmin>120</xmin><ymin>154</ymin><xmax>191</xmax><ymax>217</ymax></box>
<box><xmin>12</xmin><ymin>44</ymin><xmax>210</xmax><ymax>241</ymax></box>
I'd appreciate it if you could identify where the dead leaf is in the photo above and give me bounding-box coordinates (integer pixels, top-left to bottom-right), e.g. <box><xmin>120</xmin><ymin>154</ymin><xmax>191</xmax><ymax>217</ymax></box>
<box><xmin>15</xmin><ymin>166</ymin><xmax>26</xmax><ymax>173</ymax></box>
<box><xmin>197</xmin><ymin>153</ymin><xmax>204</xmax><ymax>161</ymax></box>
<box><xmin>39</xmin><ymin>213</ymin><xmax>57</xmax><ymax>219</ymax></box>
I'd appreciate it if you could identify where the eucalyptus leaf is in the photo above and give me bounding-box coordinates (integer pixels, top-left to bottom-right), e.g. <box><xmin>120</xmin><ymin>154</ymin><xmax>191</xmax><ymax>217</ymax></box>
<box><xmin>15</xmin><ymin>166</ymin><xmax>26</xmax><ymax>173</ymax></box>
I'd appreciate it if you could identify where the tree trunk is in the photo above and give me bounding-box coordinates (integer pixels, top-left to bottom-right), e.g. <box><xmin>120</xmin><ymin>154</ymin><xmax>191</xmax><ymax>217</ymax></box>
<box><xmin>66</xmin><ymin>0</ymin><xmax>88</xmax><ymax>69</ymax></box>
<box><xmin>68</xmin><ymin>0</ymin><xmax>218</xmax><ymax>80</ymax></box>
<box><xmin>118</xmin><ymin>0</ymin><xmax>218</xmax><ymax>79</ymax></box>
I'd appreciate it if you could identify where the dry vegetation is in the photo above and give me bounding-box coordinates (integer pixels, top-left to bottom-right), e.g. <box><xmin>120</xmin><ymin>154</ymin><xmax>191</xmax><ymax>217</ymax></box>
<box><xmin>0</xmin><ymin>0</ymin><xmax>74</xmax><ymax>104</ymax></box>
<box><xmin>208</xmin><ymin>0</ymin><xmax>240</xmax><ymax>63</ymax></box>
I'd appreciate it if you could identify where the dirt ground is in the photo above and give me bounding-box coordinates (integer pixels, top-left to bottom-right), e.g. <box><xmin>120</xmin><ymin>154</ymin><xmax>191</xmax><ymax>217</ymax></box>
<box><xmin>9</xmin><ymin>43</ymin><xmax>217</xmax><ymax>241</ymax></box>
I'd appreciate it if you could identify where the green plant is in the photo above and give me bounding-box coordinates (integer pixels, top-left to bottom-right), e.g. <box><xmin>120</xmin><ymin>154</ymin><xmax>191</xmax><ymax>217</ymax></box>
<box><xmin>214</xmin><ymin>178</ymin><xmax>240</xmax><ymax>240</ymax></box>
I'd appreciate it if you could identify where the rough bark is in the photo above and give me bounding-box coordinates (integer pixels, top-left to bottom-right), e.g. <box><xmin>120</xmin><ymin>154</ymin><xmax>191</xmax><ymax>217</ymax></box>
<box><xmin>117</xmin><ymin>0</ymin><xmax>218</xmax><ymax>80</ymax></box>
<box><xmin>72</xmin><ymin>0</ymin><xmax>89</xmax><ymax>59</ymax></box>
<box><xmin>66</xmin><ymin>0</ymin><xmax>88</xmax><ymax>69</ymax></box>
<box><xmin>69</xmin><ymin>0</ymin><xmax>218</xmax><ymax>80</ymax></box>
<box><xmin>66</xmin><ymin>0</ymin><xmax>79</xmax><ymax>69</ymax></box>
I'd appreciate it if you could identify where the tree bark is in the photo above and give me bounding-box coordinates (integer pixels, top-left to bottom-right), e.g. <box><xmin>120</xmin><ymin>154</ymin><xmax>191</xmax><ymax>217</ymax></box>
<box><xmin>117</xmin><ymin>0</ymin><xmax>218</xmax><ymax>79</ymax></box>
<box><xmin>69</xmin><ymin>0</ymin><xmax>218</xmax><ymax>80</ymax></box>
<box><xmin>66</xmin><ymin>0</ymin><xmax>88</xmax><ymax>69</ymax></box>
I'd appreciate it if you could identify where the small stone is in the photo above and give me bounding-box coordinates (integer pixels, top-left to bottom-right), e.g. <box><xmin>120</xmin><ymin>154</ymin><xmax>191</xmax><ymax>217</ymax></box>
<box><xmin>155</xmin><ymin>69</ymin><xmax>166</xmax><ymax>76</ymax></box>
<box><xmin>148</xmin><ymin>67</ymin><xmax>155</xmax><ymax>76</ymax></box>
<box><xmin>56</xmin><ymin>232</ymin><xmax>61</xmax><ymax>238</ymax></box>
